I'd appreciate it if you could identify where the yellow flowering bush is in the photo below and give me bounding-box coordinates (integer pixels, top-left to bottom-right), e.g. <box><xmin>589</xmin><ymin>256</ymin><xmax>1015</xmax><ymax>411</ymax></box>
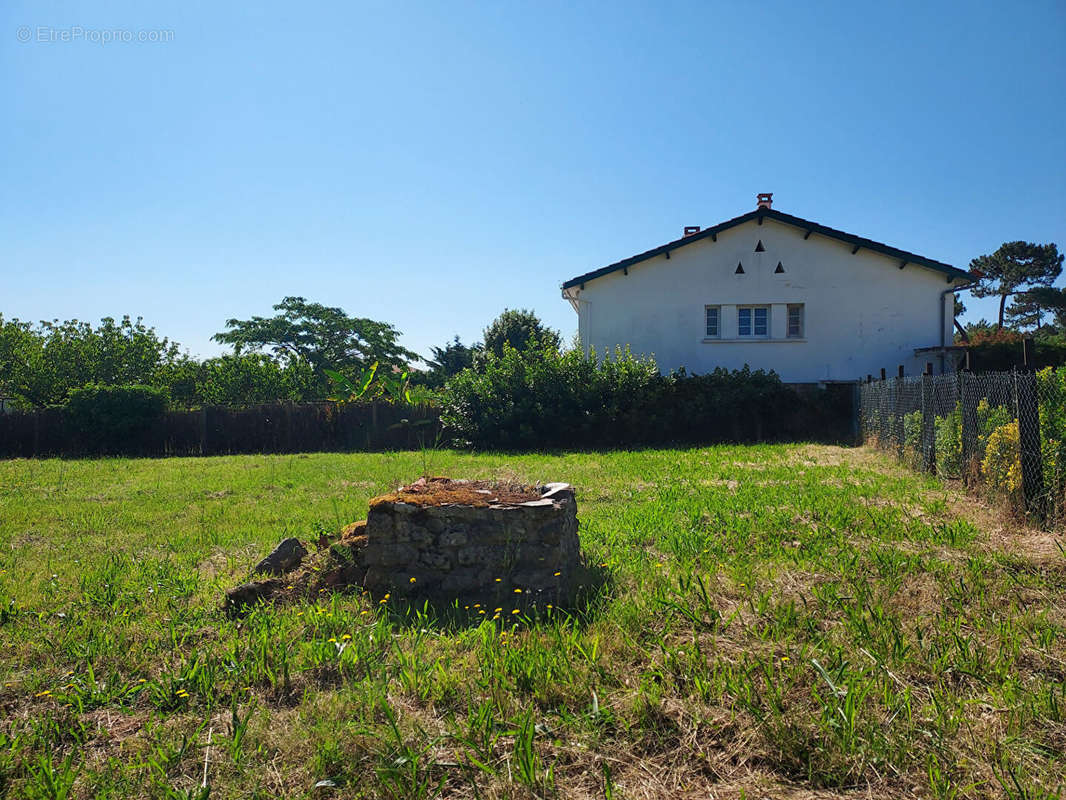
<box><xmin>981</xmin><ymin>420</ymin><xmax>1022</xmax><ymax>503</ymax></box>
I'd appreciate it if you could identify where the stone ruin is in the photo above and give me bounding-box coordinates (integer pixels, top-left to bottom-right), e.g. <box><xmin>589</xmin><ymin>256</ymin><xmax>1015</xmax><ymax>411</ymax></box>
<box><xmin>225</xmin><ymin>478</ymin><xmax>581</xmax><ymax>613</ymax></box>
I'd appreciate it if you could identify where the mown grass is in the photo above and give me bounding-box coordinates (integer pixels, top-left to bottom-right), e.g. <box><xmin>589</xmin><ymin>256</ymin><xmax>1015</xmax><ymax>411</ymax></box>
<box><xmin>0</xmin><ymin>445</ymin><xmax>1063</xmax><ymax>799</ymax></box>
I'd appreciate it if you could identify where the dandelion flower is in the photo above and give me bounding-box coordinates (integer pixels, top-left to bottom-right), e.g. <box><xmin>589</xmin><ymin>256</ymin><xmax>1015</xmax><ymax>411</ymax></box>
<box><xmin>478</xmin><ymin>609</ymin><xmax>485</xmax><ymax>614</ymax></box>
<box><xmin>513</xmin><ymin>588</ymin><xmax>522</xmax><ymax>593</ymax></box>
<box><xmin>35</xmin><ymin>690</ymin><xmax>52</xmax><ymax>697</ymax></box>
<box><xmin>495</xmin><ymin>578</ymin><xmax>502</xmax><ymax>583</ymax></box>
<box><xmin>328</xmin><ymin>637</ymin><xmax>337</xmax><ymax>643</ymax></box>
<box><xmin>409</xmin><ymin>577</ymin><xmax>416</xmax><ymax>583</ymax></box>
<box><xmin>655</xmin><ymin>562</ymin><xmax>664</xmax><ymax>568</ymax></box>
<box><xmin>494</xmin><ymin>608</ymin><xmax>502</xmax><ymax>613</ymax></box>
<box><xmin>511</xmin><ymin>609</ymin><xmax>520</xmax><ymax>614</ymax></box>
<box><xmin>342</xmin><ymin>634</ymin><xmax>352</xmax><ymax>640</ymax></box>
<box><xmin>553</xmin><ymin>572</ymin><xmax>561</xmax><ymax>577</ymax></box>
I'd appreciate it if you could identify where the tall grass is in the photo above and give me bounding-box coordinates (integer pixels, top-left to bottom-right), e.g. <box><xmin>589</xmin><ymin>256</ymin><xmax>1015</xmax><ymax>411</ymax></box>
<box><xmin>0</xmin><ymin>446</ymin><xmax>1062</xmax><ymax>798</ymax></box>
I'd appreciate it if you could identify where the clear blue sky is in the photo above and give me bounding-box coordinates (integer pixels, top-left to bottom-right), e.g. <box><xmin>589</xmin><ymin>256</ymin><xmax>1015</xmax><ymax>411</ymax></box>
<box><xmin>3</xmin><ymin>1</ymin><xmax>1064</xmax><ymax>362</ymax></box>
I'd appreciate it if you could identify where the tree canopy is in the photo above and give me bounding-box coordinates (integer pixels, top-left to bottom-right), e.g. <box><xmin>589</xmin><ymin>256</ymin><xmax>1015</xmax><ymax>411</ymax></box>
<box><xmin>0</xmin><ymin>315</ymin><xmax>183</xmax><ymax>408</ymax></box>
<box><xmin>481</xmin><ymin>308</ymin><xmax>560</xmax><ymax>359</ymax></box>
<box><xmin>212</xmin><ymin>297</ymin><xmax>419</xmax><ymax>377</ymax></box>
<box><xmin>969</xmin><ymin>241</ymin><xmax>1063</xmax><ymax>329</ymax></box>
<box><xmin>423</xmin><ymin>335</ymin><xmax>480</xmax><ymax>388</ymax></box>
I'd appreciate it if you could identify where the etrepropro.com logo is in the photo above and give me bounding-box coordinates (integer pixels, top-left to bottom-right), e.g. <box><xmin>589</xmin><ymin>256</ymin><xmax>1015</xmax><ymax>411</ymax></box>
<box><xmin>16</xmin><ymin>26</ymin><xmax>174</xmax><ymax>44</ymax></box>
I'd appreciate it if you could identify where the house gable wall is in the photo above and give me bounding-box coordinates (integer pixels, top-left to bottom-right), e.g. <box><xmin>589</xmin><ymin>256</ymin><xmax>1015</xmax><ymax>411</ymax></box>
<box><xmin>573</xmin><ymin>218</ymin><xmax>956</xmax><ymax>382</ymax></box>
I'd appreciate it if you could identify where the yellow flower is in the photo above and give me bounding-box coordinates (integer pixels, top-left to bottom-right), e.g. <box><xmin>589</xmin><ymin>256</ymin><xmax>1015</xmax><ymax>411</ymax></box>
<box><xmin>473</xmin><ymin>603</ymin><xmax>481</xmax><ymax>608</ymax></box>
<box><xmin>342</xmin><ymin>634</ymin><xmax>352</xmax><ymax>640</ymax></box>
<box><xmin>511</xmin><ymin>609</ymin><xmax>520</xmax><ymax>614</ymax></box>
<box><xmin>655</xmin><ymin>562</ymin><xmax>664</xmax><ymax>568</ymax></box>
<box><xmin>781</xmin><ymin>656</ymin><xmax>790</xmax><ymax>662</ymax></box>
<box><xmin>495</xmin><ymin>578</ymin><xmax>502</xmax><ymax>582</ymax></box>
<box><xmin>494</xmin><ymin>608</ymin><xmax>503</xmax><ymax>613</ymax></box>
<box><xmin>513</xmin><ymin>588</ymin><xmax>522</xmax><ymax>593</ymax></box>
<box><xmin>478</xmin><ymin>609</ymin><xmax>485</xmax><ymax>614</ymax></box>
<box><xmin>409</xmin><ymin>577</ymin><xmax>416</xmax><ymax>583</ymax></box>
<box><xmin>384</xmin><ymin>593</ymin><xmax>391</xmax><ymax>599</ymax></box>
<box><xmin>546</xmin><ymin>604</ymin><xmax>553</xmax><ymax>609</ymax></box>
<box><xmin>360</xmin><ymin>610</ymin><xmax>370</xmax><ymax>615</ymax></box>
<box><xmin>35</xmin><ymin>690</ymin><xmax>52</xmax><ymax>697</ymax></box>
<box><xmin>328</xmin><ymin>637</ymin><xmax>337</xmax><ymax>643</ymax></box>
<box><xmin>553</xmin><ymin>572</ymin><xmax>561</xmax><ymax>577</ymax></box>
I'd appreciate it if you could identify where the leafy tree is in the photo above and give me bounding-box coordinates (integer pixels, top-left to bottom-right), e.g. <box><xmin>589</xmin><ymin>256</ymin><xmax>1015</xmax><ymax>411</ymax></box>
<box><xmin>481</xmin><ymin>309</ymin><xmax>560</xmax><ymax>359</ymax></box>
<box><xmin>162</xmin><ymin>353</ymin><xmax>317</xmax><ymax>407</ymax></box>
<box><xmin>969</xmin><ymin>242</ymin><xmax>1063</xmax><ymax>329</ymax></box>
<box><xmin>212</xmin><ymin>297</ymin><xmax>419</xmax><ymax>382</ymax></box>
<box><xmin>0</xmin><ymin>314</ymin><xmax>182</xmax><ymax>408</ymax></box>
<box><xmin>423</xmin><ymin>335</ymin><xmax>480</xmax><ymax>388</ymax></box>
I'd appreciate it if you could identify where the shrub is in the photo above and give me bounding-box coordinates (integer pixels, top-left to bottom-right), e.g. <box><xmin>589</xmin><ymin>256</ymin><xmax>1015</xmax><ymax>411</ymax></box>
<box><xmin>441</xmin><ymin>345</ymin><xmax>832</xmax><ymax>450</ymax></box>
<box><xmin>65</xmin><ymin>384</ymin><xmax>169</xmax><ymax>454</ymax></box>
<box><xmin>935</xmin><ymin>404</ymin><xmax>963</xmax><ymax>477</ymax></box>
<box><xmin>902</xmin><ymin>410</ymin><xmax>923</xmax><ymax>468</ymax></box>
<box><xmin>981</xmin><ymin>420</ymin><xmax>1022</xmax><ymax>505</ymax></box>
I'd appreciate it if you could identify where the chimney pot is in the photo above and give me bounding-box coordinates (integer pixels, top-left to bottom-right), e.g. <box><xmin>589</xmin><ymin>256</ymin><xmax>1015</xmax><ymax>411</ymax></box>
<box><xmin>757</xmin><ymin>193</ymin><xmax>773</xmax><ymax>209</ymax></box>
<box><xmin>683</xmin><ymin>226</ymin><xmax>701</xmax><ymax>237</ymax></box>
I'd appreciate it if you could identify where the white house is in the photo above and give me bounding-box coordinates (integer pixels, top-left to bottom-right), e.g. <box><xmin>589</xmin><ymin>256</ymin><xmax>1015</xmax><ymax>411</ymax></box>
<box><xmin>561</xmin><ymin>194</ymin><xmax>972</xmax><ymax>384</ymax></box>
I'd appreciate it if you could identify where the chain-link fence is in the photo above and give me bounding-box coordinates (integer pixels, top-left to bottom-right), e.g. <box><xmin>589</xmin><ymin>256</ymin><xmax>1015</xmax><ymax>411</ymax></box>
<box><xmin>860</xmin><ymin>370</ymin><xmax>1066</xmax><ymax>520</ymax></box>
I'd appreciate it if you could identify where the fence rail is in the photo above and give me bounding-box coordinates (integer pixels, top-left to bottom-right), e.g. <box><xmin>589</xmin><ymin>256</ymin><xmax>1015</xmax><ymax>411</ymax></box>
<box><xmin>860</xmin><ymin>370</ymin><xmax>1059</xmax><ymax>518</ymax></box>
<box><xmin>0</xmin><ymin>402</ymin><xmax>441</xmax><ymax>458</ymax></box>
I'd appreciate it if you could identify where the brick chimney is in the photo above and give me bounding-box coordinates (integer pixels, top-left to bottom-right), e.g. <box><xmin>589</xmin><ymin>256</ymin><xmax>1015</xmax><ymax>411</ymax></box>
<box><xmin>757</xmin><ymin>193</ymin><xmax>773</xmax><ymax>209</ymax></box>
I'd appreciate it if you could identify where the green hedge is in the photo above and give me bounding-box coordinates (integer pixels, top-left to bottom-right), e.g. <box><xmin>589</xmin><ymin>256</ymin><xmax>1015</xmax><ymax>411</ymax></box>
<box><xmin>441</xmin><ymin>345</ymin><xmax>849</xmax><ymax>450</ymax></box>
<box><xmin>65</xmin><ymin>384</ymin><xmax>169</xmax><ymax>453</ymax></box>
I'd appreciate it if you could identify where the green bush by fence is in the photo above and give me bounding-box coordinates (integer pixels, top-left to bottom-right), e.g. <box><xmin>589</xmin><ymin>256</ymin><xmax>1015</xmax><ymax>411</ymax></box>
<box><xmin>64</xmin><ymin>384</ymin><xmax>170</xmax><ymax>454</ymax></box>
<box><xmin>861</xmin><ymin>368</ymin><xmax>1066</xmax><ymax>523</ymax></box>
<box><xmin>441</xmin><ymin>344</ymin><xmax>853</xmax><ymax>450</ymax></box>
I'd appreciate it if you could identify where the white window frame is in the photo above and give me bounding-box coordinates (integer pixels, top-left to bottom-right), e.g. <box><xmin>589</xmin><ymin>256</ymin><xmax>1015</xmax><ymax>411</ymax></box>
<box><xmin>738</xmin><ymin>305</ymin><xmax>770</xmax><ymax>338</ymax></box>
<box><xmin>704</xmin><ymin>305</ymin><xmax>720</xmax><ymax>338</ymax></box>
<box><xmin>787</xmin><ymin>303</ymin><xmax>804</xmax><ymax>339</ymax></box>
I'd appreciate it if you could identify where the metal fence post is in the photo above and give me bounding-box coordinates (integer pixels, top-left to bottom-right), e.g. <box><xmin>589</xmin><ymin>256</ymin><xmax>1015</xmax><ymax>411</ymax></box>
<box><xmin>1015</xmin><ymin>370</ymin><xmax>1045</xmax><ymax>516</ymax></box>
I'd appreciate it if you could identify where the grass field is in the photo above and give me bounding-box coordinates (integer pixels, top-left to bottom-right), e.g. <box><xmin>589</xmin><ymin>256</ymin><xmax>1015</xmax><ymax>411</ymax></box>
<box><xmin>1</xmin><ymin>445</ymin><xmax>1063</xmax><ymax>799</ymax></box>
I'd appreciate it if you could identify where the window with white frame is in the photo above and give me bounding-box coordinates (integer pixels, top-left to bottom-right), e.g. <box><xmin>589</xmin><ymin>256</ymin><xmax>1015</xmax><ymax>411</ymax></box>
<box><xmin>787</xmin><ymin>304</ymin><xmax>804</xmax><ymax>338</ymax></box>
<box><xmin>738</xmin><ymin>305</ymin><xmax>769</xmax><ymax>338</ymax></box>
<box><xmin>705</xmin><ymin>305</ymin><xmax>720</xmax><ymax>338</ymax></box>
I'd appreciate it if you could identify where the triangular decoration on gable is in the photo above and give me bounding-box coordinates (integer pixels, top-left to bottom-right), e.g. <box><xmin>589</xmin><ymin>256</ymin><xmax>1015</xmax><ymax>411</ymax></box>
<box><xmin>755</xmin><ymin>240</ymin><xmax>765</xmax><ymax>252</ymax></box>
<box><xmin>774</xmin><ymin>262</ymin><xmax>785</xmax><ymax>274</ymax></box>
<box><xmin>735</xmin><ymin>262</ymin><xmax>745</xmax><ymax>274</ymax></box>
